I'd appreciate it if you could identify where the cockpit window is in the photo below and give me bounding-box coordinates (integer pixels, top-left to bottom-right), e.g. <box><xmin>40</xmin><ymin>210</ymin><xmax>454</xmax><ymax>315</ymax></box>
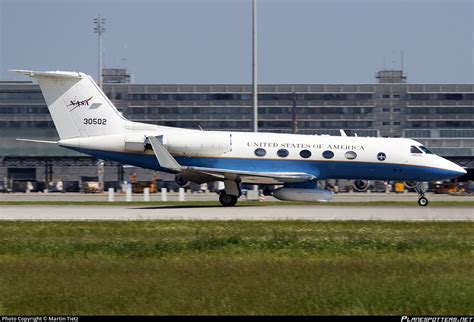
<box><xmin>419</xmin><ymin>146</ymin><xmax>434</xmax><ymax>154</ymax></box>
<box><xmin>410</xmin><ymin>146</ymin><xmax>422</xmax><ymax>154</ymax></box>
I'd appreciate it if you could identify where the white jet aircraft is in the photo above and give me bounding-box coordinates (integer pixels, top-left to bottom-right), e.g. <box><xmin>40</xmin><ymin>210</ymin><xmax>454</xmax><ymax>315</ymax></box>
<box><xmin>11</xmin><ymin>70</ymin><xmax>466</xmax><ymax>206</ymax></box>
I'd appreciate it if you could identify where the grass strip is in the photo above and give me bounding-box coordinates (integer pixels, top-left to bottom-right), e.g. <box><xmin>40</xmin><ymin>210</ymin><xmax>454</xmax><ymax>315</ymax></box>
<box><xmin>0</xmin><ymin>221</ymin><xmax>472</xmax><ymax>315</ymax></box>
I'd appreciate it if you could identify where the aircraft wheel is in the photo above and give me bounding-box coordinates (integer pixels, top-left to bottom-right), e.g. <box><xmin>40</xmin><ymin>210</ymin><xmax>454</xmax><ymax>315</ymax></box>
<box><xmin>418</xmin><ymin>196</ymin><xmax>428</xmax><ymax>207</ymax></box>
<box><xmin>175</xmin><ymin>174</ymin><xmax>189</xmax><ymax>187</ymax></box>
<box><xmin>219</xmin><ymin>193</ymin><xmax>238</xmax><ymax>207</ymax></box>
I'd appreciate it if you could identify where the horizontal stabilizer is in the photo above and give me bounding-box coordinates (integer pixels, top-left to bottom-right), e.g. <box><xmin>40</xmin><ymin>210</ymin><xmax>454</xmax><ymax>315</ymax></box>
<box><xmin>9</xmin><ymin>69</ymin><xmax>82</xmax><ymax>79</ymax></box>
<box><xmin>16</xmin><ymin>138</ymin><xmax>58</xmax><ymax>144</ymax></box>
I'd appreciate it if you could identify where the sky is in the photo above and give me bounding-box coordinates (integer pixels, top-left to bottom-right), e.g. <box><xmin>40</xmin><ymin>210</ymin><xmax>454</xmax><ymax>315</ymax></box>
<box><xmin>0</xmin><ymin>0</ymin><xmax>473</xmax><ymax>84</ymax></box>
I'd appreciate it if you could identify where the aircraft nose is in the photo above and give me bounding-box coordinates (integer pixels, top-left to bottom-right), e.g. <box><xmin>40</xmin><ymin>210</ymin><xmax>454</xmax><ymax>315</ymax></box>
<box><xmin>445</xmin><ymin>160</ymin><xmax>467</xmax><ymax>177</ymax></box>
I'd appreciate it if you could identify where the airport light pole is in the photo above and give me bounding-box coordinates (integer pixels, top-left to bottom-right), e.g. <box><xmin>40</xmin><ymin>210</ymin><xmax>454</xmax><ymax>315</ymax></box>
<box><xmin>252</xmin><ymin>0</ymin><xmax>258</xmax><ymax>132</ymax></box>
<box><xmin>94</xmin><ymin>16</ymin><xmax>106</xmax><ymax>191</ymax></box>
<box><xmin>252</xmin><ymin>0</ymin><xmax>259</xmax><ymax>193</ymax></box>
<box><xmin>93</xmin><ymin>15</ymin><xmax>106</xmax><ymax>88</ymax></box>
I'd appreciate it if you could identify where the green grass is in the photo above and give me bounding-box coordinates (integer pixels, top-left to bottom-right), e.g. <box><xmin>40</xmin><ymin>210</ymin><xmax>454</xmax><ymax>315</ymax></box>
<box><xmin>1</xmin><ymin>200</ymin><xmax>473</xmax><ymax>207</ymax></box>
<box><xmin>0</xmin><ymin>221</ymin><xmax>472</xmax><ymax>315</ymax></box>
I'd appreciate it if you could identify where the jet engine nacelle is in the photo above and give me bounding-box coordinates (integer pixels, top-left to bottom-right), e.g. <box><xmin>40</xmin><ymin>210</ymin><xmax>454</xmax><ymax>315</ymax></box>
<box><xmin>164</xmin><ymin>132</ymin><xmax>232</xmax><ymax>156</ymax></box>
<box><xmin>353</xmin><ymin>180</ymin><xmax>369</xmax><ymax>192</ymax></box>
<box><xmin>272</xmin><ymin>188</ymin><xmax>333</xmax><ymax>202</ymax></box>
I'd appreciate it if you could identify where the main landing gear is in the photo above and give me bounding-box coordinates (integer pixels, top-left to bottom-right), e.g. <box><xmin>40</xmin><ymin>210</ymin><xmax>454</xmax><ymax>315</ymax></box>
<box><xmin>219</xmin><ymin>193</ymin><xmax>238</xmax><ymax>207</ymax></box>
<box><xmin>408</xmin><ymin>181</ymin><xmax>429</xmax><ymax>207</ymax></box>
<box><xmin>218</xmin><ymin>179</ymin><xmax>241</xmax><ymax>207</ymax></box>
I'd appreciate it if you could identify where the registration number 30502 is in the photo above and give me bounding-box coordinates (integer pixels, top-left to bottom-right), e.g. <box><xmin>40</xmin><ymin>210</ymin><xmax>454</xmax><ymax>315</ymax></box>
<box><xmin>83</xmin><ymin>118</ymin><xmax>107</xmax><ymax>125</ymax></box>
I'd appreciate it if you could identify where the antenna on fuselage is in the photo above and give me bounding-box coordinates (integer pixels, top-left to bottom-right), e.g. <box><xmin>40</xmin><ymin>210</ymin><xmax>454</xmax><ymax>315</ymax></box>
<box><xmin>339</xmin><ymin>129</ymin><xmax>347</xmax><ymax>137</ymax></box>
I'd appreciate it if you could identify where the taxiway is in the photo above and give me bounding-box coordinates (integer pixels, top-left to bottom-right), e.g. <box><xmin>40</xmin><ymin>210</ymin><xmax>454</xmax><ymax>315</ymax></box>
<box><xmin>0</xmin><ymin>204</ymin><xmax>472</xmax><ymax>221</ymax></box>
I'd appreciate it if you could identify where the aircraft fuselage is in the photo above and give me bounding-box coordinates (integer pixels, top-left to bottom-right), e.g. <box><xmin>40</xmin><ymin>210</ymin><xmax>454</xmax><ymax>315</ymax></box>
<box><xmin>59</xmin><ymin>130</ymin><xmax>465</xmax><ymax>184</ymax></box>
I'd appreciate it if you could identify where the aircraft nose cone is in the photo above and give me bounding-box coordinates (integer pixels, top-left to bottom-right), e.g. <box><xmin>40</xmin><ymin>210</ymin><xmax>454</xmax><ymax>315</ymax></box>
<box><xmin>433</xmin><ymin>157</ymin><xmax>467</xmax><ymax>180</ymax></box>
<box><xmin>458</xmin><ymin>167</ymin><xmax>467</xmax><ymax>175</ymax></box>
<box><xmin>446</xmin><ymin>161</ymin><xmax>466</xmax><ymax>177</ymax></box>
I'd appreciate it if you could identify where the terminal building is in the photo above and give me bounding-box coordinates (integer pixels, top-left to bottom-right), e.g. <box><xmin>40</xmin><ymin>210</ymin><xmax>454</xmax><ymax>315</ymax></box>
<box><xmin>0</xmin><ymin>69</ymin><xmax>473</xmax><ymax>191</ymax></box>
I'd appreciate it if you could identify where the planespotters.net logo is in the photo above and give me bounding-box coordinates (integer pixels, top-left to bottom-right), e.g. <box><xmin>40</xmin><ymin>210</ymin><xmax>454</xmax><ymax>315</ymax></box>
<box><xmin>402</xmin><ymin>317</ymin><xmax>474</xmax><ymax>322</ymax></box>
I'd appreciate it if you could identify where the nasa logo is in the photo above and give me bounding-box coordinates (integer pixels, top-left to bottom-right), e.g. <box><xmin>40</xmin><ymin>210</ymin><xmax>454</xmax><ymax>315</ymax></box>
<box><xmin>377</xmin><ymin>152</ymin><xmax>386</xmax><ymax>161</ymax></box>
<box><xmin>67</xmin><ymin>96</ymin><xmax>93</xmax><ymax>111</ymax></box>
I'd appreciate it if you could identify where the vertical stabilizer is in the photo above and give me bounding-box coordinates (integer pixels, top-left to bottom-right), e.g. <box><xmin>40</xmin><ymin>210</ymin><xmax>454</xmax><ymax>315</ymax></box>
<box><xmin>10</xmin><ymin>70</ymin><xmax>128</xmax><ymax>139</ymax></box>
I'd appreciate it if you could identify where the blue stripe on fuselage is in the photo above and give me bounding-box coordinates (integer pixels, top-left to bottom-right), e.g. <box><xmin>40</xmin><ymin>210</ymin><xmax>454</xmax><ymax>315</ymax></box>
<box><xmin>68</xmin><ymin>147</ymin><xmax>461</xmax><ymax>182</ymax></box>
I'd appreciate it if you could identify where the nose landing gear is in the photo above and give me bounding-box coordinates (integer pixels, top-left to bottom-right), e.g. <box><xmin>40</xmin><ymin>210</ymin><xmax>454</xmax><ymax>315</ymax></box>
<box><xmin>413</xmin><ymin>182</ymin><xmax>429</xmax><ymax>207</ymax></box>
<box><xmin>418</xmin><ymin>196</ymin><xmax>428</xmax><ymax>206</ymax></box>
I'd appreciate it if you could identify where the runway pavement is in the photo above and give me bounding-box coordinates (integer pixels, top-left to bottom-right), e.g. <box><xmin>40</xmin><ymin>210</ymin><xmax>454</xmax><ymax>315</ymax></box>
<box><xmin>1</xmin><ymin>191</ymin><xmax>473</xmax><ymax>202</ymax></box>
<box><xmin>0</xmin><ymin>204</ymin><xmax>472</xmax><ymax>221</ymax></box>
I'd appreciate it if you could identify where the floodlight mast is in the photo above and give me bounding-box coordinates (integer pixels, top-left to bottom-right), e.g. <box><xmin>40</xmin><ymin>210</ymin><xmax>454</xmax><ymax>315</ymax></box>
<box><xmin>93</xmin><ymin>15</ymin><xmax>106</xmax><ymax>88</ymax></box>
<box><xmin>252</xmin><ymin>0</ymin><xmax>258</xmax><ymax>132</ymax></box>
<box><xmin>93</xmin><ymin>15</ymin><xmax>106</xmax><ymax>191</ymax></box>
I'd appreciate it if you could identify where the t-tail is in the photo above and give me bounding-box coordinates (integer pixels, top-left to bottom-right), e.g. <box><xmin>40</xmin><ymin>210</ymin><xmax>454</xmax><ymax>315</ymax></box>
<box><xmin>10</xmin><ymin>70</ymin><xmax>146</xmax><ymax>139</ymax></box>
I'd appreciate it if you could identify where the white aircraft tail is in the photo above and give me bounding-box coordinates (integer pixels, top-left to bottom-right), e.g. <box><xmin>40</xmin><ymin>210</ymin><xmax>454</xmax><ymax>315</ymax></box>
<box><xmin>10</xmin><ymin>70</ymin><xmax>129</xmax><ymax>140</ymax></box>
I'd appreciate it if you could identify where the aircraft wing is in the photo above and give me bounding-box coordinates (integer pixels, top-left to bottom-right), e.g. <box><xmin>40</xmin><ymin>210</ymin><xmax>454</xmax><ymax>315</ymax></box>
<box><xmin>183</xmin><ymin>167</ymin><xmax>315</xmax><ymax>184</ymax></box>
<box><xmin>148</xmin><ymin>136</ymin><xmax>316</xmax><ymax>184</ymax></box>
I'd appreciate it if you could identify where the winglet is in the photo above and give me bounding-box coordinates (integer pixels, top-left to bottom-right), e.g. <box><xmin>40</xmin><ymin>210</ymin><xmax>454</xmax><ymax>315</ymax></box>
<box><xmin>148</xmin><ymin>136</ymin><xmax>182</xmax><ymax>171</ymax></box>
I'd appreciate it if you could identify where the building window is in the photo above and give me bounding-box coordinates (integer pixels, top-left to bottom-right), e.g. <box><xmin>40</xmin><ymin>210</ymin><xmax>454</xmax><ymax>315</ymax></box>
<box><xmin>393</xmin><ymin>122</ymin><xmax>401</xmax><ymax>126</ymax></box>
<box><xmin>277</xmin><ymin>149</ymin><xmax>289</xmax><ymax>158</ymax></box>
<box><xmin>440</xmin><ymin>129</ymin><xmax>474</xmax><ymax>138</ymax></box>
<box><xmin>345</xmin><ymin>151</ymin><xmax>357</xmax><ymax>160</ymax></box>
<box><xmin>405</xmin><ymin>129</ymin><xmax>431</xmax><ymax>138</ymax></box>
<box><xmin>393</xmin><ymin>94</ymin><xmax>401</xmax><ymax>98</ymax></box>
<box><xmin>382</xmin><ymin>122</ymin><xmax>390</xmax><ymax>126</ymax></box>
<box><xmin>393</xmin><ymin>108</ymin><xmax>401</xmax><ymax>112</ymax></box>
<box><xmin>322</xmin><ymin>150</ymin><xmax>334</xmax><ymax>159</ymax></box>
<box><xmin>254</xmin><ymin>148</ymin><xmax>266</xmax><ymax>157</ymax></box>
<box><xmin>382</xmin><ymin>108</ymin><xmax>390</xmax><ymax>112</ymax></box>
<box><xmin>299</xmin><ymin>150</ymin><xmax>312</xmax><ymax>159</ymax></box>
<box><xmin>382</xmin><ymin>94</ymin><xmax>390</xmax><ymax>99</ymax></box>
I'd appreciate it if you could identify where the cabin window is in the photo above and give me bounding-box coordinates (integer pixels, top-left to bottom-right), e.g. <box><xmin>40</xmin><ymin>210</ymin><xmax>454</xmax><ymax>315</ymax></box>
<box><xmin>418</xmin><ymin>146</ymin><xmax>434</xmax><ymax>154</ymax></box>
<box><xmin>254</xmin><ymin>148</ymin><xmax>266</xmax><ymax>157</ymax></box>
<box><xmin>410</xmin><ymin>146</ymin><xmax>422</xmax><ymax>154</ymax></box>
<box><xmin>345</xmin><ymin>151</ymin><xmax>357</xmax><ymax>160</ymax></box>
<box><xmin>299</xmin><ymin>150</ymin><xmax>312</xmax><ymax>159</ymax></box>
<box><xmin>277</xmin><ymin>149</ymin><xmax>289</xmax><ymax>158</ymax></box>
<box><xmin>322</xmin><ymin>150</ymin><xmax>334</xmax><ymax>159</ymax></box>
